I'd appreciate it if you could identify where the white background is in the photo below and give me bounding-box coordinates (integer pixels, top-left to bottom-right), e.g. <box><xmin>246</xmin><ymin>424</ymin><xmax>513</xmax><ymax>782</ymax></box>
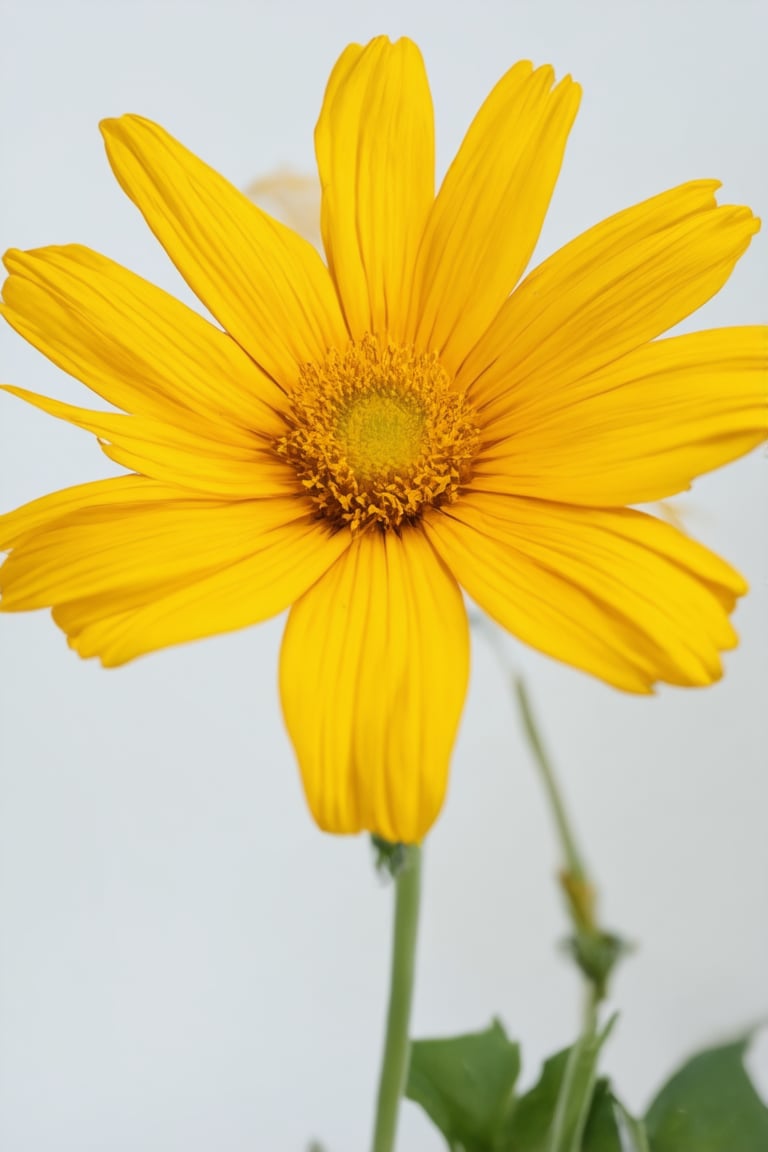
<box><xmin>1</xmin><ymin>1</ymin><xmax>766</xmax><ymax>1149</ymax></box>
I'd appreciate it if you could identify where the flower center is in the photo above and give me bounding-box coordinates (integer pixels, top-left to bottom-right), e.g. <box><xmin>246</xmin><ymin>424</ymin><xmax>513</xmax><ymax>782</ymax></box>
<box><xmin>337</xmin><ymin>392</ymin><xmax>425</xmax><ymax>480</ymax></box>
<box><xmin>275</xmin><ymin>335</ymin><xmax>479</xmax><ymax>532</ymax></box>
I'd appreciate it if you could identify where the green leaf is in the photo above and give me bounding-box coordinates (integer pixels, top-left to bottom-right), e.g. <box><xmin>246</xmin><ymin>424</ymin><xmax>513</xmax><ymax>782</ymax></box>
<box><xmin>497</xmin><ymin>1047</ymin><xmax>570</xmax><ymax>1151</ymax></box>
<box><xmin>548</xmin><ymin>1018</ymin><xmax>615</xmax><ymax>1152</ymax></box>
<box><xmin>645</xmin><ymin>1035</ymin><xmax>768</xmax><ymax>1152</ymax></box>
<box><xmin>405</xmin><ymin>1019</ymin><xmax>521</xmax><ymax>1151</ymax></box>
<box><xmin>582</xmin><ymin>1079</ymin><xmax>649</xmax><ymax>1151</ymax></box>
<box><xmin>500</xmin><ymin>1017</ymin><xmax>615</xmax><ymax>1152</ymax></box>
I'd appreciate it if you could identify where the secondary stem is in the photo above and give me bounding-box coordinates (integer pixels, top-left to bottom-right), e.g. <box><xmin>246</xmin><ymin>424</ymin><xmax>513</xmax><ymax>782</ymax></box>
<box><xmin>514</xmin><ymin>677</ymin><xmax>587</xmax><ymax>885</ymax></box>
<box><xmin>371</xmin><ymin>843</ymin><xmax>423</xmax><ymax>1152</ymax></box>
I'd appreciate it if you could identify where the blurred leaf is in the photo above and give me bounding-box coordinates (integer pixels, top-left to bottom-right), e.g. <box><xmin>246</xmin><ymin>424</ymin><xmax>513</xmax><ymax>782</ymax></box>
<box><xmin>645</xmin><ymin>1035</ymin><xmax>768</xmax><ymax>1151</ymax></box>
<box><xmin>548</xmin><ymin>1020</ymin><xmax>613</xmax><ymax>1152</ymax></box>
<box><xmin>406</xmin><ymin>1019</ymin><xmax>521</xmax><ymax>1151</ymax></box>
<box><xmin>501</xmin><ymin>1017</ymin><xmax>614</xmax><ymax>1152</ymax></box>
<box><xmin>497</xmin><ymin>1047</ymin><xmax>570</xmax><ymax>1151</ymax></box>
<box><xmin>582</xmin><ymin>1079</ymin><xmax>649</xmax><ymax>1151</ymax></box>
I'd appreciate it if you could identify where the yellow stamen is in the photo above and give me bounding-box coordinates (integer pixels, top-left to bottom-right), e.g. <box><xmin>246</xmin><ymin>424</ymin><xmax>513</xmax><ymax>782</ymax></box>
<box><xmin>276</xmin><ymin>335</ymin><xmax>479</xmax><ymax>532</ymax></box>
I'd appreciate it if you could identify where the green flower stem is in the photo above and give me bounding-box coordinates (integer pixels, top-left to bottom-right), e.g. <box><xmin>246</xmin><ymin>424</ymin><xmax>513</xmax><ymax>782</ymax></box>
<box><xmin>514</xmin><ymin>677</ymin><xmax>588</xmax><ymax>889</ymax></box>
<box><xmin>547</xmin><ymin>1006</ymin><xmax>616</xmax><ymax>1152</ymax></box>
<box><xmin>514</xmin><ymin>676</ymin><xmax>601</xmax><ymax>936</ymax></box>
<box><xmin>513</xmin><ymin>676</ymin><xmax>630</xmax><ymax>1003</ymax></box>
<box><xmin>512</xmin><ymin>671</ymin><xmax>635</xmax><ymax>1143</ymax></box>
<box><xmin>371</xmin><ymin>843</ymin><xmax>422</xmax><ymax>1152</ymax></box>
<box><xmin>472</xmin><ymin>615</ymin><xmax>597</xmax><ymax>932</ymax></box>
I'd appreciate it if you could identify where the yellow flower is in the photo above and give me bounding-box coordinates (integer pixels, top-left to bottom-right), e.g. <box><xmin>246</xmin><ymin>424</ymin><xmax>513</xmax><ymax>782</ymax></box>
<box><xmin>1</xmin><ymin>38</ymin><xmax>766</xmax><ymax>842</ymax></box>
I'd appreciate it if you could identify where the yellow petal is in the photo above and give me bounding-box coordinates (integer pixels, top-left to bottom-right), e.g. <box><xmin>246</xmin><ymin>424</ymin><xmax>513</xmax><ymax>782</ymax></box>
<box><xmin>463</xmin><ymin>182</ymin><xmax>760</xmax><ymax>413</ymax></box>
<box><xmin>0</xmin><ymin>474</ymin><xmax>190</xmax><ymax>550</ymax></box>
<box><xmin>315</xmin><ymin>37</ymin><xmax>434</xmax><ymax>342</ymax></box>
<box><xmin>62</xmin><ymin>514</ymin><xmax>349</xmax><ymax>665</ymax></box>
<box><xmin>473</xmin><ymin>327</ymin><xmax>768</xmax><ymax>505</ymax></box>
<box><xmin>2</xmin><ymin>386</ymin><xmax>295</xmax><ymax>498</ymax></box>
<box><xmin>2</xmin><ymin>245</ymin><xmax>287</xmax><ymax>438</ymax></box>
<box><xmin>100</xmin><ymin>115</ymin><xmax>348</xmax><ymax>385</ymax></box>
<box><xmin>280</xmin><ymin>526</ymin><xmax>469</xmax><ymax>842</ymax></box>
<box><xmin>424</xmin><ymin>494</ymin><xmax>745</xmax><ymax>692</ymax></box>
<box><xmin>2</xmin><ymin>500</ymin><xmax>270</xmax><ymax>610</ymax></box>
<box><xmin>2</xmin><ymin>493</ymin><xmax>350</xmax><ymax>664</ymax></box>
<box><xmin>410</xmin><ymin>61</ymin><xmax>580</xmax><ymax>373</ymax></box>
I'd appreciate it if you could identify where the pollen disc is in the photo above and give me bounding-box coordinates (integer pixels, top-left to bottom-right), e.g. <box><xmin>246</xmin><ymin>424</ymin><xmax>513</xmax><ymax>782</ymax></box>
<box><xmin>276</xmin><ymin>335</ymin><xmax>479</xmax><ymax>532</ymax></box>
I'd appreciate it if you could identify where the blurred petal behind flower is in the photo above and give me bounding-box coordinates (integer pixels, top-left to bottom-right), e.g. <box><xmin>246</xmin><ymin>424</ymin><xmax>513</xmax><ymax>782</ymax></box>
<box><xmin>1</xmin><ymin>37</ymin><xmax>766</xmax><ymax>842</ymax></box>
<box><xmin>246</xmin><ymin>169</ymin><xmax>322</xmax><ymax>253</ymax></box>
